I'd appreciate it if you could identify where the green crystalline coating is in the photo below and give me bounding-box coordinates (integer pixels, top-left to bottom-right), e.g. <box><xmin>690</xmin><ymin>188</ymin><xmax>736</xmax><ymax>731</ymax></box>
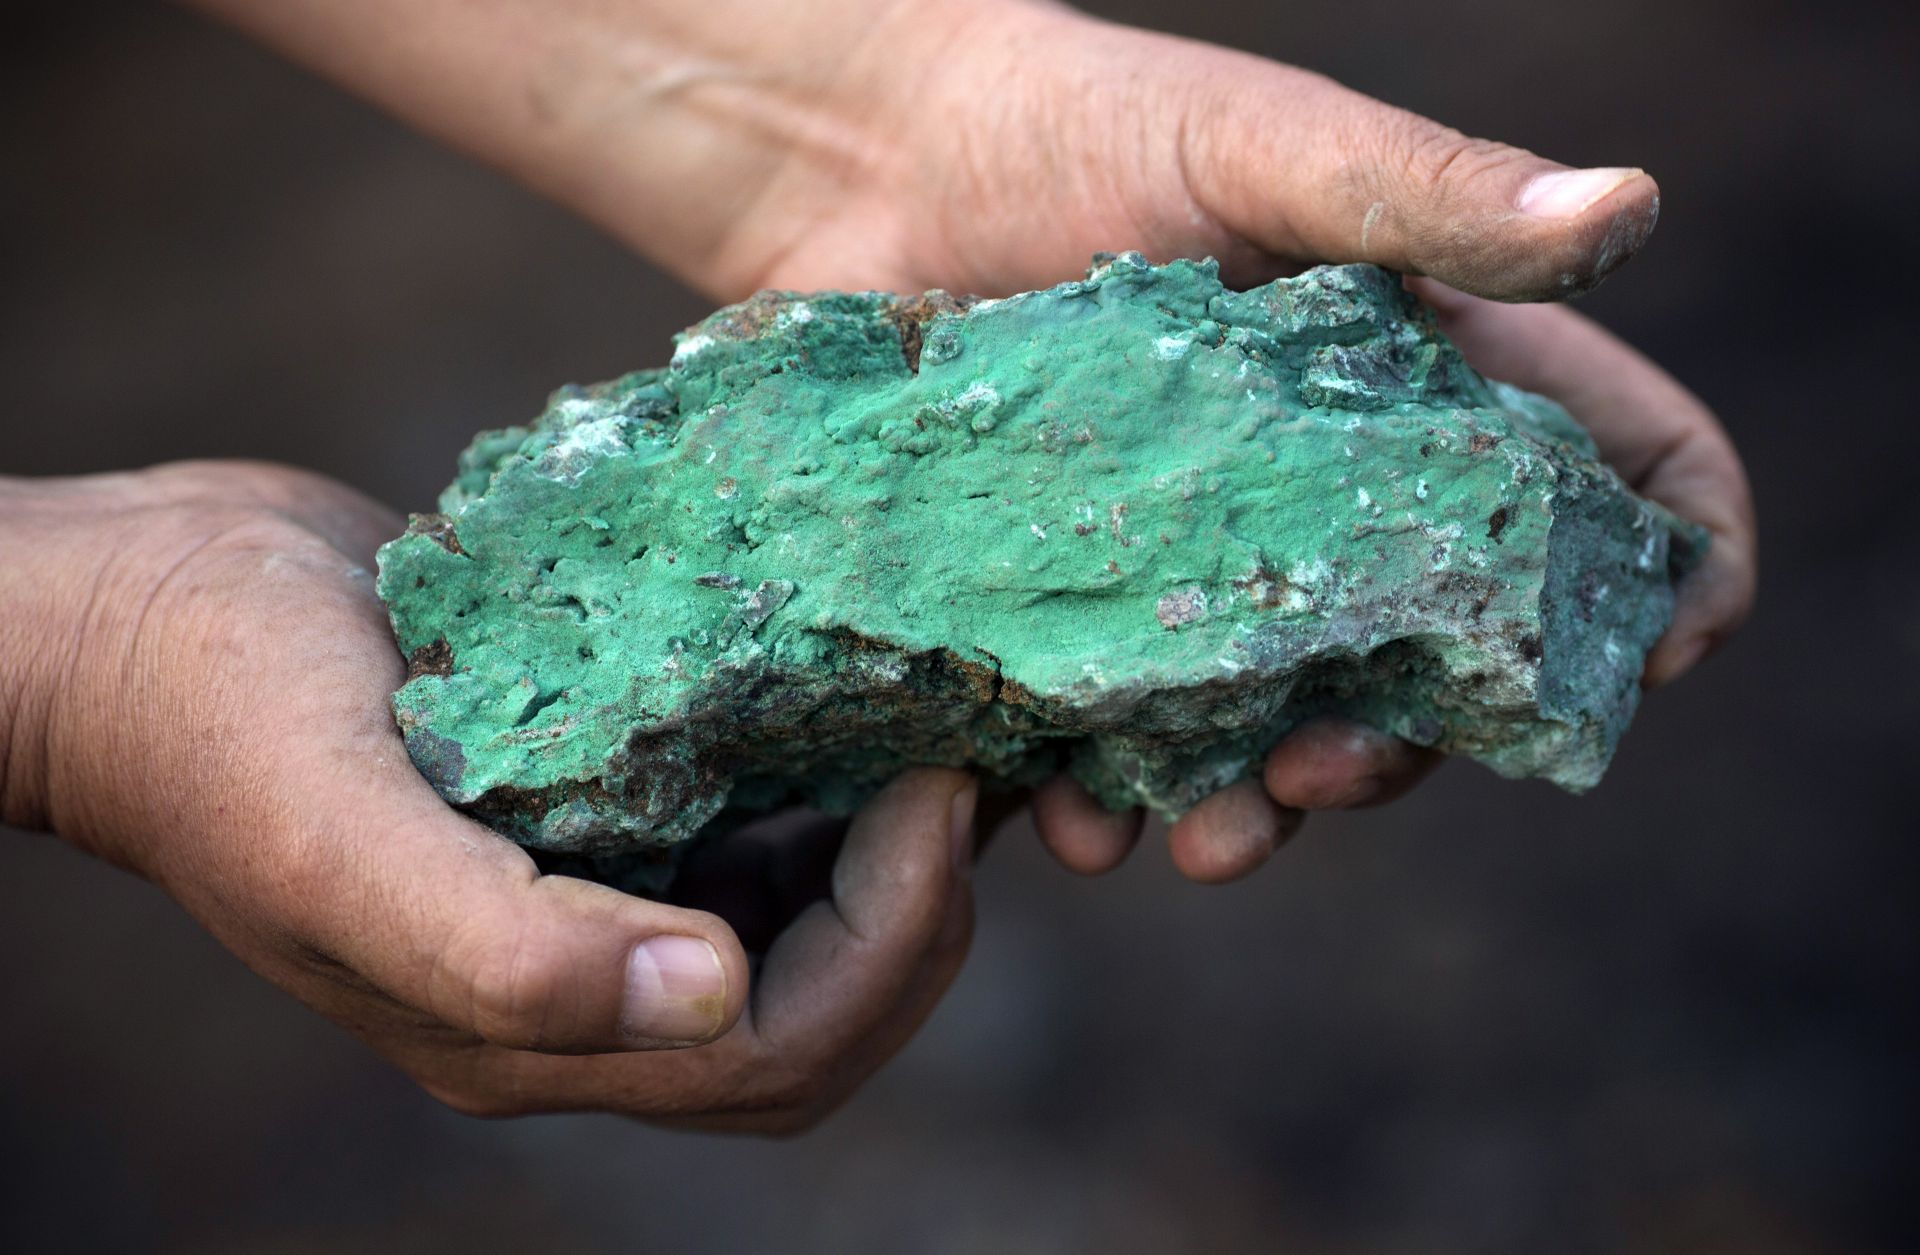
<box><xmin>377</xmin><ymin>255</ymin><xmax>1704</xmax><ymax>857</ymax></box>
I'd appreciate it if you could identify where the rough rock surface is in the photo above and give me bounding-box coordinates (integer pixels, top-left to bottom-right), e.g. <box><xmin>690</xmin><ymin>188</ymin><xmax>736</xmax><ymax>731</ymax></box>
<box><xmin>378</xmin><ymin>255</ymin><xmax>1703</xmax><ymax>857</ymax></box>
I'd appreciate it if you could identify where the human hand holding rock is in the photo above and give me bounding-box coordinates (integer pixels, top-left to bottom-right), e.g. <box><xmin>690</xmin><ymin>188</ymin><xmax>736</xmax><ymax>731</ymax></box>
<box><xmin>691</xmin><ymin>0</ymin><xmax>1756</xmax><ymax>879</ymax></box>
<box><xmin>0</xmin><ymin>464</ymin><xmax>978</xmax><ymax>1130</ymax></box>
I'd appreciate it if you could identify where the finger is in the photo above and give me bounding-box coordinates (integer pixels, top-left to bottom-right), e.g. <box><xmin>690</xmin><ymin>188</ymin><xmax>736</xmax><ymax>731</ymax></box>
<box><xmin>1176</xmin><ymin>52</ymin><xmax>1659</xmax><ymax>299</ymax></box>
<box><xmin>1262</xmin><ymin>719</ymin><xmax>1444</xmax><ymax>810</ymax></box>
<box><xmin>745</xmin><ymin>768</ymin><xmax>977</xmax><ymax>1069</ymax></box>
<box><xmin>1167</xmin><ymin>777</ymin><xmax>1303</xmax><ymax>884</ymax></box>
<box><xmin>1411</xmin><ymin>280</ymin><xmax>1757</xmax><ymax>685</ymax></box>
<box><xmin>280</xmin><ymin>765</ymin><xmax>748</xmax><ymax>1056</ymax></box>
<box><xmin>1031</xmin><ymin>773</ymin><xmax>1144</xmax><ymax>875</ymax></box>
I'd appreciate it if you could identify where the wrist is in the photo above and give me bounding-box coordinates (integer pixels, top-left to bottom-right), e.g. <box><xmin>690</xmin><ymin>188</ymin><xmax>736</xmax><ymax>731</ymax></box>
<box><xmin>501</xmin><ymin>0</ymin><xmax>1041</xmax><ymax>296</ymax></box>
<box><xmin>185</xmin><ymin>0</ymin><xmax>1059</xmax><ymax>299</ymax></box>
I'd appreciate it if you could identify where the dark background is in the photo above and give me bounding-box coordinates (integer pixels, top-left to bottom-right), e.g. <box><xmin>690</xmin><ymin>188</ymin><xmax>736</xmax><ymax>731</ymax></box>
<box><xmin>3</xmin><ymin>1</ymin><xmax>1915</xmax><ymax>1251</ymax></box>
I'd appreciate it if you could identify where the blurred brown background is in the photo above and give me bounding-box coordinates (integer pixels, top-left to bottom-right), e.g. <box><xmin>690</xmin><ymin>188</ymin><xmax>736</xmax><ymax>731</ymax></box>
<box><xmin>3</xmin><ymin>1</ymin><xmax>1915</xmax><ymax>1252</ymax></box>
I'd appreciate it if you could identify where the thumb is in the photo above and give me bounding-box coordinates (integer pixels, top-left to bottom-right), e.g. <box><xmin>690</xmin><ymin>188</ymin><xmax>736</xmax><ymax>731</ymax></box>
<box><xmin>289</xmin><ymin>782</ymin><xmax>749</xmax><ymax>1055</ymax></box>
<box><xmin>1178</xmin><ymin>55</ymin><xmax>1659</xmax><ymax>300</ymax></box>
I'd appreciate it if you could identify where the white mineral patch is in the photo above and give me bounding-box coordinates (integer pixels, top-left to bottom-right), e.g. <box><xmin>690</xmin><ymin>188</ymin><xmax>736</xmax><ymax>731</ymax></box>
<box><xmin>671</xmin><ymin>334</ymin><xmax>716</xmax><ymax>365</ymax></box>
<box><xmin>1289</xmin><ymin>558</ymin><xmax>1331</xmax><ymax>587</ymax></box>
<box><xmin>1419</xmin><ymin>519</ymin><xmax>1463</xmax><ymax>572</ymax></box>
<box><xmin>552</xmin><ymin>416</ymin><xmax>626</xmax><ymax>457</ymax></box>
<box><xmin>1637</xmin><ymin>527</ymin><xmax>1661</xmax><ymax>571</ymax></box>
<box><xmin>535</xmin><ymin>416</ymin><xmax>630</xmax><ymax>482</ymax></box>
<box><xmin>967</xmin><ymin>291</ymin><xmax>1034</xmax><ymax>314</ymax></box>
<box><xmin>1504</xmin><ymin>447</ymin><xmax>1537</xmax><ymax>486</ymax></box>
<box><xmin>1154</xmin><ymin>335</ymin><xmax>1191</xmax><ymax>360</ymax></box>
<box><xmin>955</xmin><ymin>380</ymin><xmax>999</xmax><ymax>408</ymax></box>
<box><xmin>553</xmin><ymin>396</ymin><xmax>598</xmax><ymax>424</ymax></box>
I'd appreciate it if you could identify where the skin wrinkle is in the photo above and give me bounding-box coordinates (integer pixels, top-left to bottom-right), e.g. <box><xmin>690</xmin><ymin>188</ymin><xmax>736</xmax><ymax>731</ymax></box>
<box><xmin>39</xmin><ymin>550</ymin><xmax>120</xmax><ymax>838</ymax></box>
<box><xmin>600</xmin><ymin>55</ymin><xmax>886</xmax><ymax>196</ymax></box>
<box><xmin>117</xmin><ymin>517</ymin><xmax>261</xmax><ymax>687</ymax></box>
<box><xmin>1171</xmin><ymin>104</ymin><xmax>1256</xmax><ymax>273</ymax></box>
<box><xmin>671</xmin><ymin>0</ymin><xmax>949</xmax><ymax>294</ymax></box>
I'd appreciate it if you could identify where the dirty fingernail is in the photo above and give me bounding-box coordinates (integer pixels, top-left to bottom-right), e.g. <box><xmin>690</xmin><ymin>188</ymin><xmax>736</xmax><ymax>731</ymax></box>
<box><xmin>622</xmin><ymin>935</ymin><xmax>726</xmax><ymax>1044</ymax></box>
<box><xmin>1517</xmin><ymin>167</ymin><xmax>1643</xmax><ymax>219</ymax></box>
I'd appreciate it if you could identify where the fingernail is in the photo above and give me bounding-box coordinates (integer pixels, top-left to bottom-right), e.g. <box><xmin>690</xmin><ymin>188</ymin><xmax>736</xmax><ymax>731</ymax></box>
<box><xmin>622</xmin><ymin>936</ymin><xmax>725</xmax><ymax>1044</ymax></box>
<box><xmin>950</xmin><ymin>780</ymin><xmax>978</xmax><ymax>873</ymax></box>
<box><xmin>1516</xmin><ymin>167</ymin><xmax>1643</xmax><ymax>219</ymax></box>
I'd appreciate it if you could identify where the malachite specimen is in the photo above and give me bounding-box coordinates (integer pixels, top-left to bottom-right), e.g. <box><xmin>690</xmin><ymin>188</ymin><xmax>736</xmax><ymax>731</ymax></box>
<box><xmin>378</xmin><ymin>254</ymin><xmax>1704</xmax><ymax>858</ymax></box>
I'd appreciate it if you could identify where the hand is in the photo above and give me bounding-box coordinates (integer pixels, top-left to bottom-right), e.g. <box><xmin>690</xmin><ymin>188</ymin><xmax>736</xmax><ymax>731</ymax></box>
<box><xmin>711</xmin><ymin>0</ymin><xmax>1755</xmax><ymax>883</ymax></box>
<box><xmin>1</xmin><ymin>463</ymin><xmax>979</xmax><ymax>1131</ymax></box>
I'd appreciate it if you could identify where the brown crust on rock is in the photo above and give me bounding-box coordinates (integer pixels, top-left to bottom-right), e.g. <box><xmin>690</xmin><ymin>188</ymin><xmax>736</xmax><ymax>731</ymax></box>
<box><xmin>407</xmin><ymin>513</ymin><xmax>467</xmax><ymax>555</ymax></box>
<box><xmin>406</xmin><ymin>637</ymin><xmax>454</xmax><ymax>679</ymax></box>
<box><xmin>886</xmin><ymin>291</ymin><xmax>978</xmax><ymax>372</ymax></box>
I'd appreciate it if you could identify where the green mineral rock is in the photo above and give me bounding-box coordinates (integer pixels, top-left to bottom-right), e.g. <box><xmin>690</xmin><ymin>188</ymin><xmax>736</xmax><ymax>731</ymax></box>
<box><xmin>378</xmin><ymin>254</ymin><xmax>1703</xmax><ymax>857</ymax></box>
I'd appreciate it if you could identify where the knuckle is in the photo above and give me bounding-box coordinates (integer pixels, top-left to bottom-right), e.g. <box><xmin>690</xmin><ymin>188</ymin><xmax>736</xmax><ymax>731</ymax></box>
<box><xmin>445</xmin><ymin>925</ymin><xmax>563</xmax><ymax>1050</ymax></box>
<box><xmin>1394</xmin><ymin>121</ymin><xmax>1523</xmax><ymax>200</ymax></box>
<box><xmin>466</xmin><ymin>964</ymin><xmax>550</xmax><ymax>1049</ymax></box>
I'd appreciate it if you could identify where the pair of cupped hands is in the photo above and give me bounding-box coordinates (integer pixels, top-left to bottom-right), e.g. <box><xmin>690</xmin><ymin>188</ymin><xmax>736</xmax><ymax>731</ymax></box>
<box><xmin>2</xmin><ymin>0</ymin><xmax>1752</xmax><ymax>1133</ymax></box>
